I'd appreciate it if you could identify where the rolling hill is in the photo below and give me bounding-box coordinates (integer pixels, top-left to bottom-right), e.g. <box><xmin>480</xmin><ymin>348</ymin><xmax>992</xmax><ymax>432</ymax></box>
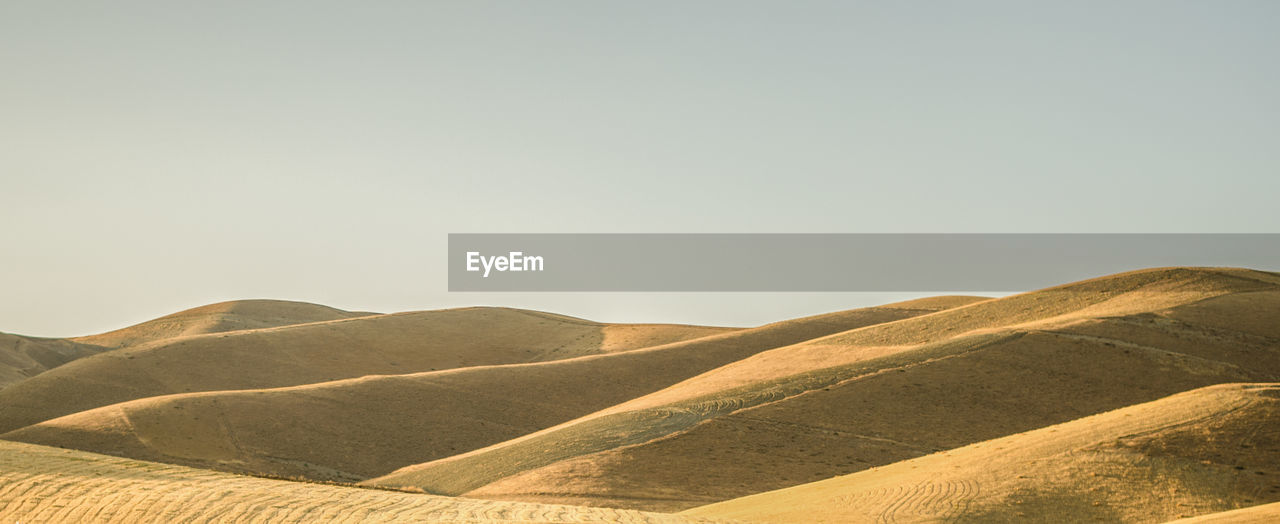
<box><xmin>684</xmin><ymin>383</ymin><xmax>1280</xmax><ymax>523</ymax></box>
<box><xmin>0</xmin><ymin>333</ymin><xmax>106</xmax><ymax>389</ymax></box>
<box><xmin>0</xmin><ymin>307</ymin><xmax>735</xmax><ymax>434</ymax></box>
<box><xmin>0</xmin><ymin>297</ymin><xmax>979</xmax><ymax>482</ymax></box>
<box><xmin>1165</xmin><ymin>501</ymin><xmax>1280</xmax><ymax>523</ymax></box>
<box><xmin>2</xmin><ymin>299</ymin><xmax>378</xmax><ymax>392</ymax></box>
<box><xmin>70</xmin><ymin>299</ymin><xmax>379</xmax><ymax>349</ymax></box>
<box><xmin>0</xmin><ymin>439</ymin><xmax>713</xmax><ymax>523</ymax></box>
<box><xmin>3</xmin><ymin>267</ymin><xmax>1277</xmax><ymax>522</ymax></box>
<box><xmin>365</xmin><ymin>268</ymin><xmax>1280</xmax><ymax>512</ymax></box>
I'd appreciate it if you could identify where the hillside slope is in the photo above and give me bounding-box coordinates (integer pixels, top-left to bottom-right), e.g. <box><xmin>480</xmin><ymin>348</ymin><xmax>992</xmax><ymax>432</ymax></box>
<box><xmin>0</xmin><ymin>307</ymin><xmax>733</xmax><ymax>433</ymax></box>
<box><xmin>1</xmin><ymin>299</ymin><xmax>378</xmax><ymax>391</ymax></box>
<box><xmin>1</xmin><ymin>298</ymin><xmax>978</xmax><ymax>482</ymax></box>
<box><xmin>71</xmin><ymin>299</ymin><xmax>378</xmax><ymax>349</ymax></box>
<box><xmin>1165</xmin><ymin>502</ymin><xmax>1280</xmax><ymax>523</ymax></box>
<box><xmin>0</xmin><ymin>440</ymin><xmax>713</xmax><ymax>524</ymax></box>
<box><xmin>686</xmin><ymin>383</ymin><xmax>1280</xmax><ymax>523</ymax></box>
<box><xmin>0</xmin><ymin>333</ymin><xmax>106</xmax><ymax>390</ymax></box>
<box><xmin>366</xmin><ymin>268</ymin><xmax>1280</xmax><ymax>511</ymax></box>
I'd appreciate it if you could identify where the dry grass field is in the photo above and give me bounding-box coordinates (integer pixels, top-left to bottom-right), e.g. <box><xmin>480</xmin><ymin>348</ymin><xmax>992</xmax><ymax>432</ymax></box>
<box><xmin>1166</xmin><ymin>501</ymin><xmax>1280</xmax><ymax>523</ymax></box>
<box><xmin>69</xmin><ymin>299</ymin><xmax>381</xmax><ymax>349</ymax></box>
<box><xmin>1</xmin><ymin>298</ymin><xmax>961</xmax><ymax>483</ymax></box>
<box><xmin>0</xmin><ymin>305</ymin><xmax>734</xmax><ymax>434</ymax></box>
<box><xmin>0</xmin><ymin>440</ymin><xmax>712</xmax><ymax>523</ymax></box>
<box><xmin>1</xmin><ymin>267</ymin><xmax>1277</xmax><ymax>522</ymax></box>
<box><xmin>0</xmin><ymin>333</ymin><xmax>105</xmax><ymax>389</ymax></box>
<box><xmin>684</xmin><ymin>383</ymin><xmax>1280</xmax><ymax>522</ymax></box>
<box><xmin>366</xmin><ymin>268</ymin><xmax>1280</xmax><ymax>512</ymax></box>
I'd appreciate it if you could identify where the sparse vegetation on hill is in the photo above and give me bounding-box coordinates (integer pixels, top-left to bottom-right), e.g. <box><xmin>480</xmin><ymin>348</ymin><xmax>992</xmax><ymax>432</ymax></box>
<box><xmin>1</xmin><ymin>268</ymin><xmax>1277</xmax><ymax>522</ymax></box>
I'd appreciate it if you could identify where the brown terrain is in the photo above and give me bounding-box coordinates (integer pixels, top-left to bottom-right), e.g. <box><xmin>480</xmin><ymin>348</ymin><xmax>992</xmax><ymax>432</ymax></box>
<box><xmin>0</xmin><ymin>439</ymin><xmax>708</xmax><ymax>523</ymax></box>
<box><xmin>365</xmin><ymin>268</ymin><xmax>1280</xmax><ymax>512</ymax></box>
<box><xmin>0</xmin><ymin>303</ymin><xmax>736</xmax><ymax>434</ymax></box>
<box><xmin>0</xmin><ymin>297</ymin><xmax>960</xmax><ymax>482</ymax></box>
<box><xmin>685</xmin><ymin>383</ymin><xmax>1280</xmax><ymax>522</ymax></box>
<box><xmin>0</xmin><ymin>267</ymin><xmax>1276</xmax><ymax>523</ymax></box>
<box><xmin>0</xmin><ymin>333</ymin><xmax>106</xmax><ymax>389</ymax></box>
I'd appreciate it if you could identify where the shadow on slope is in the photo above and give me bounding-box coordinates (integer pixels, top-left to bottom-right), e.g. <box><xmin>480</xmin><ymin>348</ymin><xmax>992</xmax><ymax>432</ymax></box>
<box><xmin>0</xmin><ymin>334</ymin><xmax>106</xmax><ymax>390</ymax></box>
<box><xmin>685</xmin><ymin>383</ymin><xmax>1280</xmax><ymax>523</ymax></box>
<box><xmin>0</xmin><ymin>307</ymin><xmax>733</xmax><ymax>433</ymax></box>
<box><xmin>71</xmin><ymin>299</ymin><xmax>379</xmax><ymax>349</ymax></box>
<box><xmin>0</xmin><ymin>440</ymin><xmax>714</xmax><ymax>524</ymax></box>
<box><xmin>364</xmin><ymin>268</ymin><xmax>1280</xmax><ymax>512</ymax></box>
<box><xmin>1</xmin><ymin>299</ymin><xmax>977</xmax><ymax>481</ymax></box>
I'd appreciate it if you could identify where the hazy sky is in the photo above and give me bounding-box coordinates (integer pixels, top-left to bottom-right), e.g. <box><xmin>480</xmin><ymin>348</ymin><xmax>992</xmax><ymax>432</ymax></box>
<box><xmin>3</xmin><ymin>2</ymin><xmax>1278</xmax><ymax>336</ymax></box>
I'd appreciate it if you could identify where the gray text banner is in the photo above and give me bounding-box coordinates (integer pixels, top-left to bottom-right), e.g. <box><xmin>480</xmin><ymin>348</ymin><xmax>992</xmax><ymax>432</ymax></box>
<box><xmin>448</xmin><ymin>234</ymin><xmax>1279</xmax><ymax>292</ymax></box>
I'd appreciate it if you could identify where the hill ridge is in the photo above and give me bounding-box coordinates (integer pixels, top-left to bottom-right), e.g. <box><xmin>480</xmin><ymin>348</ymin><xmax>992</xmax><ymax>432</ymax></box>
<box><xmin>684</xmin><ymin>382</ymin><xmax>1280</xmax><ymax>523</ymax></box>
<box><xmin>362</xmin><ymin>267</ymin><xmax>1280</xmax><ymax>511</ymax></box>
<box><xmin>71</xmin><ymin>299</ymin><xmax>378</xmax><ymax>349</ymax></box>
<box><xmin>0</xmin><ymin>300</ymin><xmax>970</xmax><ymax>481</ymax></box>
<box><xmin>0</xmin><ymin>439</ymin><xmax>712</xmax><ymax>523</ymax></box>
<box><xmin>0</xmin><ymin>307</ymin><xmax>736</xmax><ymax>434</ymax></box>
<box><xmin>0</xmin><ymin>333</ymin><xmax>107</xmax><ymax>390</ymax></box>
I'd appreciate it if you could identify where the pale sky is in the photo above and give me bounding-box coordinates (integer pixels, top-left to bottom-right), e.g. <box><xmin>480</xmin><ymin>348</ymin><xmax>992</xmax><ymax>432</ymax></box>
<box><xmin>3</xmin><ymin>2</ymin><xmax>1278</xmax><ymax>336</ymax></box>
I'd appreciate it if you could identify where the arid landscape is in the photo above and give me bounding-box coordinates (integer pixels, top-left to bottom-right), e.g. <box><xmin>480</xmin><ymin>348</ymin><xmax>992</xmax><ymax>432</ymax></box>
<box><xmin>1</xmin><ymin>267</ymin><xmax>1278</xmax><ymax>523</ymax></box>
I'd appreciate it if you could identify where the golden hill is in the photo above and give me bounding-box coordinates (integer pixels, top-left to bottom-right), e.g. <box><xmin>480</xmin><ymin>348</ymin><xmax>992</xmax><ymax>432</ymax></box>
<box><xmin>0</xmin><ymin>440</ymin><xmax>714</xmax><ymax>523</ymax></box>
<box><xmin>71</xmin><ymin>299</ymin><xmax>379</xmax><ymax>349</ymax></box>
<box><xmin>685</xmin><ymin>383</ymin><xmax>1280</xmax><ymax>523</ymax></box>
<box><xmin>1165</xmin><ymin>501</ymin><xmax>1280</xmax><ymax>523</ymax></box>
<box><xmin>0</xmin><ymin>298</ymin><xmax>977</xmax><ymax>482</ymax></box>
<box><xmin>0</xmin><ymin>333</ymin><xmax>106</xmax><ymax>389</ymax></box>
<box><xmin>2</xmin><ymin>300</ymin><xmax>374</xmax><ymax>391</ymax></box>
<box><xmin>0</xmin><ymin>307</ymin><xmax>734</xmax><ymax>434</ymax></box>
<box><xmin>365</xmin><ymin>268</ymin><xmax>1280</xmax><ymax>511</ymax></box>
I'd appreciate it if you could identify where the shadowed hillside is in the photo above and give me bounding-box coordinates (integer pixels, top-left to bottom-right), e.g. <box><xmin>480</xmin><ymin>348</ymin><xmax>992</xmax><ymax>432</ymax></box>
<box><xmin>0</xmin><ymin>440</ymin><xmax>715</xmax><ymax>523</ymax></box>
<box><xmin>2</xmin><ymin>268</ymin><xmax>1276</xmax><ymax>522</ymax></box>
<box><xmin>0</xmin><ymin>307</ymin><xmax>734</xmax><ymax>433</ymax></box>
<box><xmin>71</xmin><ymin>299</ymin><xmax>379</xmax><ymax>349</ymax></box>
<box><xmin>0</xmin><ymin>333</ymin><xmax>106</xmax><ymax>390</ymax></box>
<box><xmin>1</xmin><ymin>298</ymin><xmax>979</xmax><ymax>482</ymax></box>
<box><xmin>1164</xmin><ymin>501</ymin><xmax>1280</xmax><ymax>523</ymax></box>
<box><xmin>685</xmin><ymin>383</ymin><xmax>1280</xmax><ymax>523</ymax></box>
<box><xmin>365</xmin><ymin>268</ymin><xmax>1280</xmax><ymax>512</ymax></box>
<box><xmin>2</xmin><ymin>300</ymin><xmax>377</xmax><ymax>391</ymax></box>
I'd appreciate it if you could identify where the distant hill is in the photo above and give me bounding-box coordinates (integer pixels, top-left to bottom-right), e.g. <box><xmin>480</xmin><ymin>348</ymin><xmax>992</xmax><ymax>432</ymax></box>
<box><xmin>3</xmin><ymin>267</ymin><xmax>1278</xmax><ymax>522</ymax></box>
<box><xmin>0</xmin><ymin>306</ymin><xmax>734</xmax><ymax>433</ymax></box>
<box><xmin>0</xmin><ymin>333</ymin><xmax>105</xmax><ymax>389</ymax></box>
<box><xmin>364</xmin><ymin>268</ymin><xmax>1280</xmax><ymax>512</ymax></box>
<box><xmin>2</xmin><ymin>299</ymin><xmax>375</xmax><ymax>391</ymax></box>
<box><xmin>71</xmin><ymin>299</ymin><xmax>378</xmax><ymax>349</ymax></box>
<box><xmin>0</xmin><ymin>299</ymin><xmax>972</xmax><ymax>481</ymax></box>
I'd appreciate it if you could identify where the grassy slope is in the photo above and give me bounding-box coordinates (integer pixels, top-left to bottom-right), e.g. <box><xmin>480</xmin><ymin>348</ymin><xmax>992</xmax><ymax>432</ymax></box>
<box><xmin>70</xmin><ymin>299</ymin><xmax>380</xmax><ymax>349</ymax></box>
<box><xmin>364</xmin><ymin>268</ymin><xmax>1280</xmax><ymax>512</ymax></box>
<box><xmin>686</xmin><ymin>383</ymin><xmax>1280</xmax><ymax>523</ymax></box>
<box><xmin>0</xmin><ymin>307</ymin><xmax>733</xmax><ymax>433</ymax></box>
<box><xmin>0</xmin><ymin>333</ymin><xmax>106</xmax><ymax>390</ymax></box>
<box><xmin>1164</xmin><ymin>501</ymin><xmax>1280</xmax><ymax>523</ymax></box>
<box><xmin>1</xmin><ymin>299</ymin><xmax>973</xmax><ymax>482</ymax></box>
<box><xmin>0</xmin><ymin>440</ymin><xmax>714</xmax><ymax>524</ymax></box>
<box><xmin>2</xmin><ymin>299</ymin><xmax>379</xmax><ymax>391</ymax></box>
